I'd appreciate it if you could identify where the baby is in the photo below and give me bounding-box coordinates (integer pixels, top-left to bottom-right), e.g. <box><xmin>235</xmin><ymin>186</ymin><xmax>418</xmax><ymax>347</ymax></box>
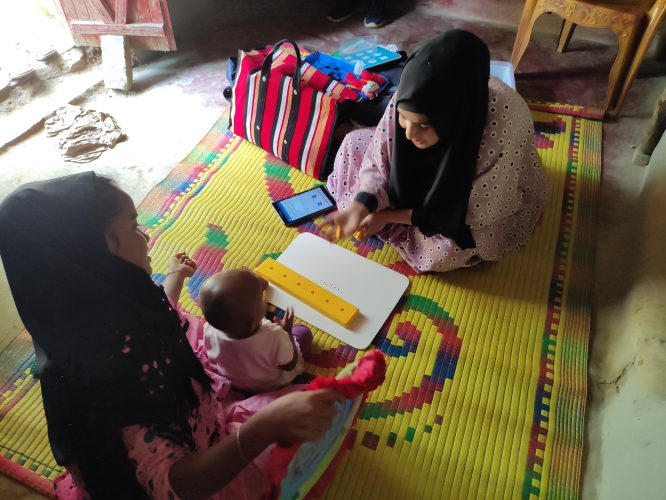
<box><xmin>199</xmin><ymin>268</ymin><xmax>312</xmax><ymax>393</ymax></box>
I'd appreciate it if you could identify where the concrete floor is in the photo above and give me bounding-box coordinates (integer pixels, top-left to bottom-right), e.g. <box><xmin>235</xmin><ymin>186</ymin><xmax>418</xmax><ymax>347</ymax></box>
<box><xmin>0</xmin><ymin>1</ymin><xmax>665</xmax><ymax>498</ymax></box>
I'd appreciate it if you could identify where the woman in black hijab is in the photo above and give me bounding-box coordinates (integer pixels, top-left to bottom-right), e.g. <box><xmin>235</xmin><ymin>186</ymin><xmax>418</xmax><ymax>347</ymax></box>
<box><xmin>0</xmin><ymin>172</ymin><xmax>341</xmax><ymax>499</ymax></box>
<box><xmin>326</xmin><ymin>30</ymin><xmax>550</xmax><ymax>272</ymax></box>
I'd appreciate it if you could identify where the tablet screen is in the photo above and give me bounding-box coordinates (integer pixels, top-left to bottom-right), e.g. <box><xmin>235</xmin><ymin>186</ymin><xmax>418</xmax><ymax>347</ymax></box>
<box><xmin>275</xmin><ymin>187</ymin><xmax>335</xmax><ymax>224</ymax></box>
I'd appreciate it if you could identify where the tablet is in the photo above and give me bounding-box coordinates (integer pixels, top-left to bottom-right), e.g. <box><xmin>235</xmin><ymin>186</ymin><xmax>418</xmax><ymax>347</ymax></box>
<box><xmin>272</xmin><ymin>186</ymin><xmax>337</xmax><ymax>227</ymax></box>
<box><xmin>331</xmin><ymin>45</ymin><xmax>404</xmax><ymax>70</ymax></box>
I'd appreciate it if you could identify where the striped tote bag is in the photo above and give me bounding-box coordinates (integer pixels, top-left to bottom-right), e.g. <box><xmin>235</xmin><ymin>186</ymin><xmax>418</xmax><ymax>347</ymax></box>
<box><xmin>230</xmin><ymin>40</ymin><xmax>339</xmax><ymax>180</ymax></box>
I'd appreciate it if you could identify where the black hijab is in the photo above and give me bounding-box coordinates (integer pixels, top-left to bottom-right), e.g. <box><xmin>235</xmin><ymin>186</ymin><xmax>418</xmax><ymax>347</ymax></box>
<box><xmin>389</xmin><ymin>30</ymin><xmax>490</xmax><ymax>248</ymax></box>
<box><xmin>0</xmin><ymin>172</ymin><xmax>211</xmax><ymax>499</ymax></box>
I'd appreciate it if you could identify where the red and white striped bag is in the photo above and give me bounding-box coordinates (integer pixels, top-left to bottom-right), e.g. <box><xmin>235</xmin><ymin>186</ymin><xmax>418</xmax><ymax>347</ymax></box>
<box><xmin>230</xmin><ymin>39</ymin><xmax>340</xmax><ymax>180</ymax></box>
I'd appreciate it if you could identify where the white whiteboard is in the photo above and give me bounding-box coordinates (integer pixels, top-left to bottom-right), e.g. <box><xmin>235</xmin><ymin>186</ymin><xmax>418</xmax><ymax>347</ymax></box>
<box><xmin>266</xmin><ymin>233</ymin><xmax>410</xmax><ymax>350</ymax></box>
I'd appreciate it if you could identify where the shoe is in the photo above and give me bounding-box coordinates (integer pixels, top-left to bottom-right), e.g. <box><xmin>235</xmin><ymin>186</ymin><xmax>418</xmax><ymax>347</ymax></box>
<box><xmin>327</xmin><ymin>0</ymin><xmax>357</xmax><ymax>22</ymax></box>
<box><xmin>364</xmin><ymin>0</ymin><xmax>386</xmax><ymax>28</ymax></box>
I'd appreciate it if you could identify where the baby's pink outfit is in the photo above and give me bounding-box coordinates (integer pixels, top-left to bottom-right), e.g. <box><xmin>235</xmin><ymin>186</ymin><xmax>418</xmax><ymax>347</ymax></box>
<box><xmin>204</xmin><ymin>319</ymin><xmax>306</xmax><ymax>393</ymax></box>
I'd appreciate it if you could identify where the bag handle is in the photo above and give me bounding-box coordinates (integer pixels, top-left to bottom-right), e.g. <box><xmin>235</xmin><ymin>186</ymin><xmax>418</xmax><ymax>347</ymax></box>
<box><xmin>259</xmin><ymin>39</ymin><xmax>302</xmax><ymax>92</ymax></box>
<box><xmin>255</xmin><ymin>39</ymin><xmax>303</xmax><ymax>161</ymax></box>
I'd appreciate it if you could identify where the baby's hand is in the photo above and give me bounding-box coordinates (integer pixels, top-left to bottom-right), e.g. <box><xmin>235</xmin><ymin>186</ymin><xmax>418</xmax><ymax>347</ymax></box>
<box><xmin>168</xmin><ymin>252</ymin><xmax>197</xmax><ymax>278</ymax></box>
<box><xmin>274</xmin><ymin>307</ymin><xmax>294</xmax><ymax>335</ymax></box>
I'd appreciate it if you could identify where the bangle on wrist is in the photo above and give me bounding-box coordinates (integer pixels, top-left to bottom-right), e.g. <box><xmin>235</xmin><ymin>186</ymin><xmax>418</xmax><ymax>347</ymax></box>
<box><xmin>235</xmin><ymin>427</ymin><xmax>249</xmax><ymax>463</ymax></box>
<box><xmin>164</xmin><ymin>270</ymin><xmax>185</xmax><ymax>279</ymax></box>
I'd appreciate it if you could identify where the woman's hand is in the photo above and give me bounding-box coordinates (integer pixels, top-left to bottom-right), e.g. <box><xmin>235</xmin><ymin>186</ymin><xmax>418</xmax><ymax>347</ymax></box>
<box><xmin>168</xmin><ymin>389</ymin><xmax>344</xmax><ymax>500</ymax></box>
<box><xmin>252</xmin><ymin>389</ymin><xmax>344</xmax><ymax>446</ymax></box>
<box><xmin>323</xmin><ymin>202</ymin><xmax>369</xmax><ymax>241</ymax></box>
<box><xmin>273</xmin><ymin>307</ymin><xmax>294</xmax><ymax>335</ymax></box>
<box><xmin>168</xmin><ymin>252</ymin><xmax>197</xmax><ymax>277</ymax></box>
<box><xmin>358</xmin><ymin>211</ymin><xmax>388</xmax><ymax>238</ymax></box>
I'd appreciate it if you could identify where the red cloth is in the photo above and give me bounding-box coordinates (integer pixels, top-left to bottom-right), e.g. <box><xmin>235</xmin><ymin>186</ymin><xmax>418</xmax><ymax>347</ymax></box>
<box><xmin>267</xmin><ymin>349</ymin><xmax>386</xmax><ymax>498</ymax></box>
<box><xmin>307</xmin><ymin>349</ymin><xmax>386</xmax><ymax>398</ymax></box>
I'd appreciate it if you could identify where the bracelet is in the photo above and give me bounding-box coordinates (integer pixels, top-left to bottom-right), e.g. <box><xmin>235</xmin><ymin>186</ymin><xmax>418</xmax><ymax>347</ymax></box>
<box><xmin>164</xmin><ymin>270</ymin><xmax>185</xmax><ymax>279</ymax></box>
<box><xmin>235</xmin><ymin>427</ymin><xmax>249</xmax><ymax>463</ymax></box>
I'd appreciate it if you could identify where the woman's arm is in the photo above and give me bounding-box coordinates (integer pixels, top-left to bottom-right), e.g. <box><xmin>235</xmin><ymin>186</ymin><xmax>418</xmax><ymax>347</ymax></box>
<box><xmin>325</xmin><ymin>201</ymin><xmax>370</xmax><ymax>241</ymax></box>
<box><xmin>358</xmin><ymin>208</ymin><xmax>413</xmax><ymax>237</ymax></box>
<box><xmin>167</xmin><ymin>412</ymin><xmax>273</xmax><ymax>499</ymax></box>
<box><xmin>378</xmin><ymin>209</ymin><xmax>412</xmax><ymax>226</ymax></box>
<box><xmin>326</xmin><ymin>96</ymin><xmax>399</xmax><ymax>241</ymax></box>
<box><xmin>168</xmin><ymin>389</ymin><xmax>342</xmax><ymax>500</ymax></box>
<box><xmin>356</xmin><ymin>95</ymin><xmax>399</xmax><ymax>213</ymax></box>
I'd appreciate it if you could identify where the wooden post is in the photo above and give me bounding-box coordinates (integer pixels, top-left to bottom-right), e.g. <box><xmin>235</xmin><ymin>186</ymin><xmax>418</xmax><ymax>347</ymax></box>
<box><xmin>101</xmin><ymin>34</ymin><xmax>132</xmax><ymax>91</ymax></box>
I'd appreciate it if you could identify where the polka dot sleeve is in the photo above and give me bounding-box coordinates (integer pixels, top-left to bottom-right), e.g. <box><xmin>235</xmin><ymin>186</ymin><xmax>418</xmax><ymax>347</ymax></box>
<box><xmin>357</xmin><ymin>94</ymin><xmax>398</xmax><ymax>212</ymax></box>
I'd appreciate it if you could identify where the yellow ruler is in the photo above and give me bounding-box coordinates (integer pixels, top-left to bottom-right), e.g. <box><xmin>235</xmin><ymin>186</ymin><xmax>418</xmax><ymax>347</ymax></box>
<box><xmin>256</xmin><ymin>258</ymin><xmax>360</xmax><ymax>327</ymax></box>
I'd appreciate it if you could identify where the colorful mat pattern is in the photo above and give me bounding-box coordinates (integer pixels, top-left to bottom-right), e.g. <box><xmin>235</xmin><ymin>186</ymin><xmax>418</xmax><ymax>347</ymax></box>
<box><xmin>0</xmin><ymin>103</ymin><xmax>601</xmax><ymax>499</ymax></box>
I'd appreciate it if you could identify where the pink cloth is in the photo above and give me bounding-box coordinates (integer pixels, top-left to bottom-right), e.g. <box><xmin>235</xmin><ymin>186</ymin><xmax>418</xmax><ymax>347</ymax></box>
<box><xmin>204</xmin><ymin>319</ymin><xmax>305</xmax><ymax>393</ymax></box>
<box><xmin>326</xmin><ymin>78</ymin><xmax>551</xmax><ymax>273</ymax></box>
<box><xmin>54</xmin><ymin>300</ymin><xmax>302</xmax><ymax>500</ymax></box>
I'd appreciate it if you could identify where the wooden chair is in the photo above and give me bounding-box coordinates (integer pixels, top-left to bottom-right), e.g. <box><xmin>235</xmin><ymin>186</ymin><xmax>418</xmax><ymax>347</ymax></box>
<box><xmin>611</xmin><ymin>1</ymin><xmax>666</xmax><ymax>115</ymax></box>
<box><xmin>511</xmin><ymin>0</ymin><xmax>666</xmax><ymax>117</ymax></box>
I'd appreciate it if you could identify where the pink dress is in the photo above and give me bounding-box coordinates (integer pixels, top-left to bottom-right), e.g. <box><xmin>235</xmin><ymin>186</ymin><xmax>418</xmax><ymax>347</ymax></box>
<box><xmin>205</xmin><ymin>319</ymin><xmax>305</xmax><ymax>393</ymax></box>
<box><xmin>53</xmin><ymin>301</ymin><xmax>301</xmax><ymax>500</ymax></box>
<box><xmin>326</xmin><ymin>78</ymin><xmax>551</xmax><ymax>273</ymax></box>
